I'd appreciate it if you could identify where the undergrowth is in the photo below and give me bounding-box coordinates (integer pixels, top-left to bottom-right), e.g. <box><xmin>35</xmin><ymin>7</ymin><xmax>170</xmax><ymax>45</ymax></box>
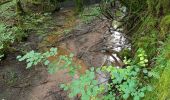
<box><xmin>79</xmin><ymin>5</ymin><xmax>101</xmax><ymax>23</ymax></box>
<box><xmin>0</xmin><ymin>23</ymin><xmax>24</xmax><ymax>60</ymax></box>
<box><xmin>0</xmin><ymin>0</ymin><xmax>54</xmax><ymax>60</ymax></box>
<box><xmin>144</xmin><ymin>35</ymin><xmax>170</xmax><ymax>100</ymax></box>
<box><xmin>115</xmin><ymin>0</ymin><xmax>170</xmax><ymax>99</ymax></box>
<box><xmin>17</xmin><ymin>48</ymin><xmax>157</xmax><ymax>100</ymax></box>
<box><xmin>60</xmin><ymin>48</ymin><xmax>157</xmax><ymax>100</ymax></box>
<box><xmin>2</xmin><ymin>0</ymin><xmax>170</xmax><ymax>99</ymax></box>
<box><xmin>17</xmin><ymin>48</ymin><xmax>57</xmax><ymax>69</ymax></box>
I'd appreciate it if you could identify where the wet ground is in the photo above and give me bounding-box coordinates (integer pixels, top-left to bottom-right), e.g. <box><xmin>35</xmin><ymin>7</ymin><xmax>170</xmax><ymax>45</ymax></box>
<box><xmin>0</xmin><ymin>7</ymin><xmax>128</xmax><ymax>100</ymax></box>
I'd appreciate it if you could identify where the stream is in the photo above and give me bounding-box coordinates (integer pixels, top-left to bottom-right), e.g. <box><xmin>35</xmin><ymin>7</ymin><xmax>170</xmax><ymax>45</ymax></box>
<box><xmin>0</xmin><ymin>6</ymin><xmax>130</xmax><ymax>100</ymax></box>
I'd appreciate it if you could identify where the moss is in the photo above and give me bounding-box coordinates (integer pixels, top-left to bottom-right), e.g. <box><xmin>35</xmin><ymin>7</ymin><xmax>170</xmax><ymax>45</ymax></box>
<box><xmin>19</xmin><ymin>0</ymin><xmax>60</xmax><ymax>13</ymax></box>
<box><xmin>160</xmin><ymin>15</ymin><xmax>170</xmax><ymax>38</ymax></box>
<box><xmin>145</xmin><ymin>67</ymin><xmax>170</xmax><ymax>100</ymax></box>
<box><xmin>158</xmin><ymin>0</ymin><xmax>170</xmax><ymax>15</ymax></box>
<box><xmin>144</xmin><ymin>37</ymin><xmax>170</xmax><ymax>99</ymax></box>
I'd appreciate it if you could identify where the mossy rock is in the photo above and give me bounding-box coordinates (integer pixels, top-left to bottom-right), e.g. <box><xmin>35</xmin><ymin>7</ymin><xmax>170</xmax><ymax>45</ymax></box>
<box><xmin>20</xmin><ymin>0</ymin><xmax>59</xmax><ymax>13</ymax></box>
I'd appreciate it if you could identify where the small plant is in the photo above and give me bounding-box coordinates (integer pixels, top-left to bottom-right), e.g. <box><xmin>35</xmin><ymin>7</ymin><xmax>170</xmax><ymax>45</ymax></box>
<box><xmin>0</xmin><ymin>0</ymin><xmax>17</xmax><ymax>19</ymax></box>
<box><xmin>17</xmin><ymin>47</ymin><xmax>78</xmax><ymax>75</ymax></box>
<box><xmin>63</xmin><ymin>29</ymin><xmax>72</xmax><ymax>35</ymax></box>
<box><xmin>0</xmin><ymin>23</ymin><xmax>15</xmax><ymax>59</ymax></box>
<box><xmin>17</xmin><ymin>47</ymin><xmax>57</xmax><ymax>69</ymax></box>
<box><xmin>79</xmin><ymin>5</ymin><xmax>101</xmax><ymax>23</ymax></box>
<box><xmin>60</xmin><ymin>67</ymin><xmax>101</xmax><ymax>100</ymax></box>
<box><xmin>48</xmin><ymin>53</ymin><xmax>79</xmax><ymax>75</ymax></box>
<box><xmin>100</xmin><ymin>48</ymin><xmax>158</xmax><ymax>100</ymax></box>
<box><xmin>4</xmin><ymin>71</ymin><xmax>18</xmax><ymax>86</ymax></box>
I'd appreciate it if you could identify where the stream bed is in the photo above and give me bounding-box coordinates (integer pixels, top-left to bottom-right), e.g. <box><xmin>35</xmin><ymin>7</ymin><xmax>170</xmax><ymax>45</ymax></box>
<box><xmin>0</xmin><ymin>7</ymin><xmax>129</xmax><ymax>100</ymax></box>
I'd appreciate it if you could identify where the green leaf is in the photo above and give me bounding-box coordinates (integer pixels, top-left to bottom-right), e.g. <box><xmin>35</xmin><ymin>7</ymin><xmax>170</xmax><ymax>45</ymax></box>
<box><xmin>68</xmin><ymin>93</ymin><xmax>74</xmax><ymax>98</ymax></box>
<box><xmin>143</xmin><ymin>69</ymin><xmax>148</xmax><ymax>73</ymax></box>
<box><xmin>148</xmin><ymin>72</ymin><xmax>153</xmax><ymax>77</ymax></box>
<box><xmin>26</xmin><ymin>62</ymin><xmax>33</xmax><ymax>69</ymax></box>
<box><xmin>90</xmin><ymin>67</ymin><xmax>94</xmax><ymax>71</ymax></box>
<box><xmin>135</xmin><ymin>68</ymin><xmax>140</xmax><ymax>72</ymax></box>
<box><xmin>123</xmin><ymin>94</ymin><xmax>129</xmax><ymax>99</ymax></box>
<box><xmin>69</xmin><ymin>53</ymin><xmax>74</xmax><ymax>58</ymax></box>
<box><xmin>147</xmin><ymin>85</ymin><xmax>153</xmax><ymax>91</ymax></box>
<box><xmin>134</xmin><ymin>96</ymin><xmax>140</xmax><ymax>100</ymax></box>
<box><xmin>16</xmin><ymin>55</ymin><xmax>21</xmax><ymax>59</ymax></box>
<box><xmin>139</xmin><ymin>92</ymin><xmax>145</xmax><ymax>97</ymax></box>
<box><xmin>144</xmin><ymin>59</ymin><xmax>148</xmax><ymax>63</ymax></box>
<box><xmin>64</xmin><ymin>86</ymin><xmax>68</xmax><ymax>91</ymax></box>
<box><xmin>44</xmin><ymin>60</ymin><xmax>50</xmax><ymax>65</ymax></box>
<box><xmin>60</xmin><ymin>84</ymin><xmax>65</xmax><ymax>88</ymax></box>
<box><xmin>140</xmin><ymin>57</ymin><xmax>144</xmax><ymax>61</ymax></box>
<box><xmin>130</xmin><ymin>71</ymin><xmax>137</xmax><ymax>76</ymax></box>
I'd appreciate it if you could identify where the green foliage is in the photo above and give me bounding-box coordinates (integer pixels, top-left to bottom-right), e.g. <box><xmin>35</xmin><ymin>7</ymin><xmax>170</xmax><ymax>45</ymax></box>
<box><xmin>0</xmin><ymin>0</ymin><xmax>26</xmax><ymax>61</ymax></box>
<box><xmin>79</xmin><ymin>5</ymin><xmax>101</xmax><ymax>23</ymax></box>
<box><xmin>12</xmin><ymin>0</ymin><xmax>170</xmax><ymax>99</ymax></box>
<box><xmin>19</xmin><ymin>0</ymin><xmax>59</xmax><ymax>13</ymax></box>
<box><xmin>74</xmin><ymin>0</ymin><xmax>84</xmax><ymax>13</ymax></box>
<box><xmin>21</xmin><ymin>13</ymin><xmax>52</xmax><ymax>34</ymax></box>
<box><xmin>0</xmin><ymin>23</ymin><xmax>15</xmax><ymax>59</ymax></box>
<box><xmin>60</xmin><ymin>67</ymin><xmax>102</xmax><ymax>100</ymax></box>
<box><xmin>160</xmin><ymin>15</ymin><xmax>170</xmax><ymax>38</ymax></box>
<box><xmin>100</xmin><ymin>48</ymin><xmax>156</xmax><ymax>100</ymax></box>
<box><xmin>17</xmin><ymin>46</ymin><xmax>158</xmax><ymax>100</ymax></box>
<box><xmin>18</xmin><ymin>48</ymin><xmax>101</xmax><ymax>99</ymax></box>
<box><xmin>0</xmin><ymin>0</ymin><xmax>16</xmax><ymax>19</ymax></box>
<box><xmin>131</xmin><ymin>15</ymin><xmax>159</xmax><ymax>59</ymax></box>
<box><xmin>100</xmin><ymin>0</ymin><xmax>115</xmax><ymax>19</ymax></box>
<box><xmin>16</xmin><ymin>47</ymin><xmax>80</xmax><ymax>76</ymax></box>
<box><xmin>144</xmin><ymin>36</ymin><xmax>170</xmax><ymax>100</ymax></box>
<box><xmin>48</xmin><ymin>53</ymin><xmax>79</xmax><ymax>75</ymax></box>
<box><xmin>17</xmin><ymin>47</ymin><xmax>57</xmax><ymax>69</ymax></box>
<box><xmin>58</xmin><ymin>48</ymin><xmax>157</xmax><ymax>100</ymax></box>
<box><xmin>4</xmin><ymin>70</ymin><xmax>18</xmax><ymax>86</ymax></box>
<box><xmin>109</xmin><ymin>0</ymin><xmax>170</xmax><ymax>99</ymax></box>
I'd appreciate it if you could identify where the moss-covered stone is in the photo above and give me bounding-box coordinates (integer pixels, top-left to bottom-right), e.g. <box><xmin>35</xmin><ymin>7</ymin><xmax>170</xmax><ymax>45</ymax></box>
<box><xmin>20</xmin><ymin>0</ymin><xmax>60</xmax><ymax>13</ymax></box>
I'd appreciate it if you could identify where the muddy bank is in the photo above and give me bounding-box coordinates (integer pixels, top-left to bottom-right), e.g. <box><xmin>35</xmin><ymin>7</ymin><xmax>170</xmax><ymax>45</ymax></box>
<box><xmin>0</xmin><ymin>8</ymin><xmax>128</xmax><ymax>100</ymax></box>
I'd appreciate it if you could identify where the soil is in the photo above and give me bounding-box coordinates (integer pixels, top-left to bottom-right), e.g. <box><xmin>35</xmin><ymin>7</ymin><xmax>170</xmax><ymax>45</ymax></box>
<box><xmin>0</xmin><ymin>8</ymin><xmax>122</xmax><ymax>100</ymax></box>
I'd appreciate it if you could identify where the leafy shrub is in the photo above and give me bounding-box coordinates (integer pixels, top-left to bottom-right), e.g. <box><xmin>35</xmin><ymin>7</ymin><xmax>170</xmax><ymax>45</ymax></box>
<box><xmin>0</xmin><ymin>23</ymin><xmax>15</xmax><ymax>60</ymax></box>
<box><xmin>144</xmin><ymin>36</ymin><xmax>170</xmax><ymax>99</ymax></box>
<box><xmin>17</xmin><ymin>48</ymin><xmax>57</xmax><ymax>69</ymax></box>
<box><xmin>60</xmin><ymin>67</ymin><xmax>101</xmax><ymax>100</ymax></box>
<box><xmin>16</xmin><ymin>47</ymin><xmax>80</xmax><ymax>75</ymax></box>
<box><xmin>47</xmin><ymin>53</ymin><xmax>79</xmax><ymax>74</ymax></box>
<box><xmin>60</xmin><ymin>48</ymin><xmax>158</xmax><ymax>100</ymax></box>
<box><xmin>0</xmin><ymin>0</ymin><xmax>26</xmax><ymax>61</ymax></box>
<box><xmin>0</xmin><ymin>0</ymin><xmax>16</xmax><ymax>19</ymax></box>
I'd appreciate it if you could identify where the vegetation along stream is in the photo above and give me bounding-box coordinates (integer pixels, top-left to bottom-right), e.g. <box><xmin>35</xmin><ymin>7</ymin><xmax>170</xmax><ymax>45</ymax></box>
<box><xmin>1</xmin><ymin>0</ymin><xmax>170</xmax><ymax>100</ymax></box>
